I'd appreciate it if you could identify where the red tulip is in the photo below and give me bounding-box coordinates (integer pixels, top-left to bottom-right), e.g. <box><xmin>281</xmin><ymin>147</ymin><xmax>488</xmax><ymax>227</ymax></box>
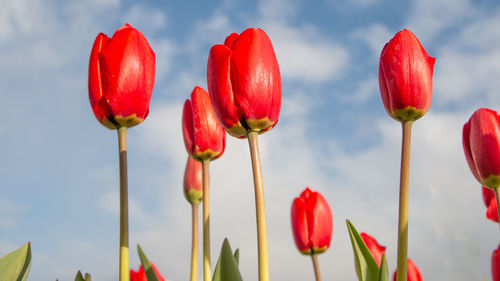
<box><xmin>184</xmin><ymin>156</ymin><xmax>203</xmax><ymax>204</ymax></box>
<box><xmin>130</xmin><ymin>263</ymin><xmax>165</xmax><ymax>281</ymax></box>
<box><xmin>207</xmin><ymin>28</ymin><xmax>281</xmax><ymax>138</ymax></box>
<box><xmin>393</xmin><ymin>258</ymin><xmax>423</xmax><ymax>281</ymax></box>
<box><xmin>463</xmin><ymin>108</ymin><xmax>500</xmax><ymax>188</ymax></box>
<box><xmin>182</xmin><ymin>86</ymin><xmax>226</xmax><ymax>161</ymax></box>
<box><xmin>483</xmin><ymin>186</ymin><xmax>500</xmax><ymax>222</ymax></box>
<box><xmin>291</xmin><ymin>187</ymin><xmax>333</xmax><ymax>255</ymax></box>
<box><xmin>379</xmin><ymin>29</ymin><xmax>435</xmax><ymax>122</ymax></box>
<box><xmin>361</xmin><ymin>232</ymin><xmax>386</xmax><ymax>267</ymax></box>
<box><xmin>88</xmin><ymin>23</ymin><xmax>155</xmax><ymax>129</ymax></box>
<box><xmin>493</xmin><ymin>244</ymin><xmax>500</xmax><ymax>281</ymax></box>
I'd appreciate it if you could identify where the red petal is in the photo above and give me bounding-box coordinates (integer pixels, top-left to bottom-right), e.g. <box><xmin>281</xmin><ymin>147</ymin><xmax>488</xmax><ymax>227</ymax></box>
<box><xmin>463</xmin><ymin>119</ymin><xmax>482</xmax><ymax>183</ymax></box>
<box><xmin>304</xmin><ymin>190</ymin><xmax>333</xmax><ymax>253</ymax></box>
<box><xmin>487</xmin><ymin>198</ymin><xmax>500</xmax><ymax>223</ymax></box>
<box><xmin>393</xmin><ymin>258</ymin><xmax>423</xmax><ymax>281</ymax></box>
<box><xmin>361</xmin><ymin>232</ymin><xmax>386</xmax><ymax>267</ymax></box>
<box><xmin>291</xmin><ymin>197</ymin><xmax>311</xmax><ymax>253</ymax></box>
<box><xmin>483</xmin><ymin>186</ymin><xmax>495</xmax><ymax>206</ymax></box>
<box><xmin>88</xmin><ymin>33</ymin><xmax>113</xmax><ymax>125</ymax></box>
<box><xmin>184</xmin><ymin>156</ymin><xmax>203</xmax><ymax>193</ymax></box>
<box><xmin>182</xmin><ymin>100</ymin><xmax>195</xmax><ymax>155</ymax></box>
<box><xmin>493</xmin><ymin>245</ymin><xmax>500</xmax><ymax>281</ymax></box>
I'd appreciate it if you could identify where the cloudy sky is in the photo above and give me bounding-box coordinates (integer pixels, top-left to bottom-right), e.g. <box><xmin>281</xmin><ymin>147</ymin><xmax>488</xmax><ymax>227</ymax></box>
<box><xmin>1</xmin><ymin>0</ymin><xmax>500</xmax><ymax>280</ymax></box>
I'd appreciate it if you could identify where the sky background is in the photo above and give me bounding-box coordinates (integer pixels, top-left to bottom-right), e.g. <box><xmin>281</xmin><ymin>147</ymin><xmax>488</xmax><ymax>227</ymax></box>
<box><xmin>1</xmin><ymin>0</ymin><xmax>500</xmax><ymax>280</ymax></box>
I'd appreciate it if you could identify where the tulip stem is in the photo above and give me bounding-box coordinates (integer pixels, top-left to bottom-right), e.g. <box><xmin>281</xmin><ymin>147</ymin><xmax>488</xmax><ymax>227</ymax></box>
<box><xmin>311</xmin><ymin>254</ymin><xmax>322</xmax><ymax>281</ymax></box>
<box><xmin>117</xmin><ymin>127</ymin><xmax>129</xmax><ymax>281</ymax></box>
<box><xmin>494</xmin><ymin>187</ymin><xmax>500</xmax><ymax>233</ymax></box>
<box><xmin>190</xmin><ymin>203</ymin><xmax>199</xmax><ymax>281</ymax></box>
<box><xmin>396</xmin><ymin>121</ymin><xmax>413</xmax><ymax>281</ymax></box>
<box><xmin>247</xmin><ymin>131</ymin><xmax>270</xmax><ymax>281</ymax></box>
<box><xmin>202</xmin><ymin>160</ymin><xmax>211</xmax><ymax>281</ymax></box>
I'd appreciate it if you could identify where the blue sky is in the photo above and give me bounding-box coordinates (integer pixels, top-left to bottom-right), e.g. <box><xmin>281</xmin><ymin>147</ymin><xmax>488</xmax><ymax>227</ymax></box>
<box><xmin>1</xmin><ymin>0</ymin><xmax>500</xmax><ymax>280</ymax></box>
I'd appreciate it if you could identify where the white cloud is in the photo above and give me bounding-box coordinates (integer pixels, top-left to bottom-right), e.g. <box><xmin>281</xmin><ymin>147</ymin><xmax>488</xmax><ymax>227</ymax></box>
<box><xmin>351</xmin><ymin>23</ymin><xmax>392</xmax><ymax>58</ymax></box>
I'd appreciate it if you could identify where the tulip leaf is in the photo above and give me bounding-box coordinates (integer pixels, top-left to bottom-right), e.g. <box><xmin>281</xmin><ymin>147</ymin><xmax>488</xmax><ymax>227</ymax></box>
<box><xmin>212</xmin><ymin>239</ymin><xmax>242</xmax><ymax>281</ymax></box>
<box><xmin>234</xmin><ymin>249</ymin><xmax>240</xmax><ymax>266</ymax></box>
<box><xmin>377</xmin><ymin>254</ymin><xmax>389</xmax><ymax>281</ymax></box>
<box><xmin>74</xmin><ymin>271</ymin><xmax>92</xmax><ymax>281</ymax></box>
<box><xmin>0</xmin><ymin>242</ymin><xmax>31</xmax><ymax>281</ymax></box>
<box><xmin>137</xmin><ymin>245</ymin><xmax>160</xmax><ymax>281</ymax></box>
<box><xmin>346</xmin><ymin>220</ymin><xmax>380</xmax><ymax>281</ymax></box>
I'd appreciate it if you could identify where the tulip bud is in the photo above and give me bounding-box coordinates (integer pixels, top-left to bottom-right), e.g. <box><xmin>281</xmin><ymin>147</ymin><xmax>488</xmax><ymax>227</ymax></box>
<box><xmin>207</xmin><ymin>28</ymin><xmax>282</xmax><ymax>138</ymax></box>
<box><xmin>379</xmin><ymin>29</ymin><xmax>435</xmax><ymax>122</ymax></box>
<box><xmin>182</xmin><ymin>86</ymin><xmax>226</xmax><ymax>161</ymax></box>
<box><xmin>360</xmin><ymin>232</ymin><xmax>386</xmax><ymax>267</ymax></box>
<box><xmin>463</xmin><ymin>108</ymin><xmax>500</xmax><ymax>189</ymax></box>
<box><xmin>130</xmin><ymin>263</ymin><xmax>165</xmax><ymax>281</ymax></box>
<box><xmin>483</xmin><ymin>186</ymin><xmax>500</xmax><ymax>222</ymax></box>
<box><xmin>88</xmin><ymin>24</ymin><xmax>155</xmax><ymax>129</ymax></box>
<box><xmin>184</xmin><ymin>156</ymin><xmax>203</xmax><ymax>205</ymax></box>
<box><xmin>290</xmin><ymin>187</ymin><xmax>333</xmax><ymax>255</ymax></box>
<box><xmin>393</xmin><ymin>258</ymin><xmax>423</xmax><ymax>281</ymax></box>
<box><xmin>493</xmin><ymin>244</ymin><xmax>500</xmax><ymax>281</ymax></box>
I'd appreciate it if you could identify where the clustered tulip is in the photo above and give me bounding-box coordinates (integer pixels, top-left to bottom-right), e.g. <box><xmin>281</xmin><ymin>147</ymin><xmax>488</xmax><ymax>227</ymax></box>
<box><xmin>361</xmin><ymin>232</ymin><xmax>386</xmax><ymax>267</ymax></box>
<box><xmin>130</xmin><ymin>263</ymin><xmax>165</xmax><ymax>281</ymax></box>
<box><xmin>207</xmin><ymin>28</ymin><xmax>281</xmax><ymax>138</ymax></box>
<box><xmin>89</xmin><ymin>23</ymin><xmax>155</xmax><ymax>129</ymax></box>
<box><xmin>483</xmin><ymin>186</ymin><xmax>499</xmax><ymax>223</ymax></box>
<box><xmin>393</xmin><ymin>259</ymin><xmax>423</xmax><ymax>281</ymax></box>
<box><xmin>291</xmin><ymin>188</ymin><xmax>333</xmax><ymax>255</ymax></box>
<box><xmin>182</xmin><ymin>86</ymin><xmax>226</xmax><ymax>161</ymax></box>
<box><xmin>379</xmin><ymin>29</ymin><xmax>435</xmax><ymax>122</ymax></box>
<box><xmin>184</xmin><ymin>156</ymin><xmax>203</xmax><ymax>205</ymax></box>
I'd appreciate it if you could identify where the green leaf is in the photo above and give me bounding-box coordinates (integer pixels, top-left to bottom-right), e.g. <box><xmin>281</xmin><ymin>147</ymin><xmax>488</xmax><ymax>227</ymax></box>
<box><xmin>84</xmin><ymin>273</ymin><xmax>92</xmax><ymax>281</ymax></box>
<box><xmin>233</xmin><ymin>249</ymin><xmax>240</xmax><ymax>266</ymax></box>
<box><xmin>75</xmin><ymin>271</ymin><xmax>85</xmax><ymax>281</ymax></box>
<box><xmin>212</xmin><ymin>239</ymin><xmax>243</xmax><ymax>281</ymax></box>
<box><xmin>346</xmin><ymin>220</ymin><xmax>379</xmax><ymax>281</ymax></box>
<box><xmin>137</xmin><ymin>245</ymin><xmax>159</xmax><ymax>281</ymax></box>
<box><xmin>0</xmin><ymin>242</ymin><xmax>31</xmax><ymax>281</ymax></box>
<box><xmin>377</xmin><ymin>254</ymin><xmax>389</xmax><ymax>281</ymax></box>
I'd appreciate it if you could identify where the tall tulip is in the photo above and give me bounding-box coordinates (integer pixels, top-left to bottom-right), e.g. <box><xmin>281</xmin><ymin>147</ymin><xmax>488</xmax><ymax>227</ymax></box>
<box><xmin>493</xmin><ymin>244</ymin><xmax>500</xmax><ymax>281</ymax></box>
<box><xmin>379</xmin><ymin>29</ymin><xmax>435</xmax><ymax>281</ymax></box>
<box><xmin>182</xmin><ymin>86</ymin><xmax>225</xmax><ymax>281</ymax></box>
<box><xmin>291</xmin><ymin>187</ymin><xmax>333</xmax><ymax>281</ymax></box>
<box><xmin>361</xmin><ymin>233</ymin><xmax>386</xmax><ymax>267</ymax></box>
<box><xmin>88</xmin><ymin>23</ymin><xmax>155</xmax><ymax>281</ymax></box>
<box><xmin>483</xmin><ymin>186</ymin><xmax>499</xmax><ymax>223</ymax></box>
<box><xmin>207</xmin><ymin>28</ymin><xmax>281</xmax><ymax>281</ymax></box>
<box><xmin>184</xmin><ymin>156</ymin><xmax>203</xmax><ymax>281</ymax></box>
<box><xmin>130</xmin><ymin>263</ymin><xmax>165</xmax><ymax>281</ymax></box>
<box><xmin>463</xmin><ymin>108</ymin><xmax>500</xmax><ymax>228</ymax></box>
<box><xmin>393</xmin><ymin>259</ymin><xmax>423</xmax><ymax>281</ymax></box>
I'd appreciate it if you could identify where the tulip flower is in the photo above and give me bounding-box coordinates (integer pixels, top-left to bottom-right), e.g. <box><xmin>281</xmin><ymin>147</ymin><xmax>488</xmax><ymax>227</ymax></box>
<box><xmin>493</xmin><ymin>244</ymin><xmax>500</xmax><ymax>281</ymax></box>
<box><xmin>379</xmin><ymin>29</ymin><xmax>435</xmax><ymax>123</ymax></box>
<box><xmin>182</xmin><ymin>86</ymin><xmax>226</xmax><ymax>161</ymax></box>
<box><xmin>130</xmin><ymin>263</ymin><xmax>165</xmax><ymax>281</ymax></box>
<box><xmin>183</xmin><ymin>156</ymin><xmax>202</xmax><ymax>281</ymax></box>
<box><xmin>379</xmin><ymin>29</ymin><xmax>435</xmax><ymax>281</ymax></box>
<box><xmin>393</xmin><ymin>259</ymin><xmax>423</xmax><ymax>281</ymax></box>
<box><xmin>88</xmin><ymin>24</ymin><xmax>155</xmax><ymax>281</ymax></box>
<box><xmin>483</xmin><ymin>186</ymin><xmax>499</xmax><ymax>223</ymax></box>
<box><xmin>207</xmin><ymin>28</ymin><xmax>281</xmax><ymax>281</ymax></box>
<box><xmin>361</xmin><ymin>232</ymin><xmax>386</xmax><ymax>267</ymax></box>
<box><xmin>207</xmin><ymin>28</ymin><xmax>281</xmax><ymax>138</ymax></box>
<box><xmin>89</xmin><ymin>23</ymin><xmax>155</xmax><ymax>129</ymax></box>
<box><xmin>291</xmin><ymin>188</ymin><xmax>333</xmax><ymax>281</ymax></box>
<box><xmin>182</xmin><ymin>86</ymin><xmax>225</xmax><ymax>281</ymax></box>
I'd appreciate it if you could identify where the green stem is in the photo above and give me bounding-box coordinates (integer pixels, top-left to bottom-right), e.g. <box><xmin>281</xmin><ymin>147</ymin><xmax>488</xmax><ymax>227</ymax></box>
<box><xmin>117</xmin><ymin>127</ymin><xmax>129</xmax><ymax>281</ymax></box>
<box><xmin>396</xmin><ymin>121</ymin><xmax>413</xmax><ymax>281</ymax></box>
<box><xmin>202</xmin><ymin>160</ymin><xmax>211</xmax><ymax>281</ymax></box>
<box><xmin>190</xmin><ymin>203</ymin><xmax>199</xmax><ymax>281</ymax></box>
<box><xmin>493</xmin><ymin>186</ymin><xmax>500</xmax><ymax>232</ymax></box>
<box><xmin>311</xmin><ymin>254</ymin><xmax>322</xmax><ymax>281</ymax></box>
<box><xmin>247</xmin><ymin>131</ymin><xmax>270</xmax><ymax>281</ymax></box>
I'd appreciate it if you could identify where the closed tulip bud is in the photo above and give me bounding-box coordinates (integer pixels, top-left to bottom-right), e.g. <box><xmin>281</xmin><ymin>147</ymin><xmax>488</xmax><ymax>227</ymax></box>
<box><xmin>207</xmin><ymin>28</ymin><xmax>282</xmax><ymax>138</ymax></box>
<box><xmin>182</xmin><ymin>86</ymin><xmax>226</xmax><ymax>161</ymax></box>
<box><xmin>379</xmin><ymin>29</ymin><xmax>435</xmax><ymax>122</ymax></box>
<box><xmin>88</xmin><ymin>24</ymin><xmax>155</xmax><ymax>129</ymax></box>
<box><xmin>291</xmin><ymin>187</ymin><xmax>333</xmax><ymax>255</ymax></box>
<box><xmin>483</xmin><ymin>186</ymin><xmax>500</xmax><ymax>222</ymax></box>
<box><xmin>361</xmin><ymin>232</ymin><xmax>386</xmax><ymax>267</ymax></box>
<box><xmin>463</xmin><ymin>108</ymin><xmax>500</xmax><ymax>188</ymax></box>
<box><xmin>184</xmin><ymin>156</ymin><xmax>203</xmax><ymax>205</ymax></box>
<box><xmin>493</xmin><ymin>244</ymin><xmax>500</xmax><ymax>281</ymax></box>
<box><xmin>130</xmin><ymin>263</ymin><xmax>165</xmax><ymax>281</ymax></box>
<box><xmin>393</xmin><ymin>258</ymin><xmax>423</xmax><ymax>281</ymax></box>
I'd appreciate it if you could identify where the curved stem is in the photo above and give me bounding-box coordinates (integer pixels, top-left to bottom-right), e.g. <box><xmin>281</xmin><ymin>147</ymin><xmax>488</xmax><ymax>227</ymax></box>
<box><xmin>247</xmin><ymin>131</ymin><xmax>270</xmax><ymax>281</ymax></box>
<box><xmin>493</xmin><ymin>186</ymin><xmax>500</xmax><ymax>233</ymax></box>
<box><xmin>190</xmin><ymin>203</ymin><xmax>199</xmax><ymax>281</ymax></box>
<box><xmin>396</xmin><ymin>121</ymin><xmax>413</xmax><ymax>281</ymax></box>
<box><xmin>117</xmin><ymin>127</ymin><xmax>129</xmax><ymax>281</ymax></box>
<box><xmin>311</xmin><ymin>254</ymin><xmax>322</xmax><ymax>281</ymax></box>
<box><xmin>202</xmin><ymin>160</ymin><xmax>211</xmax><ymax>281</ymax></box>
